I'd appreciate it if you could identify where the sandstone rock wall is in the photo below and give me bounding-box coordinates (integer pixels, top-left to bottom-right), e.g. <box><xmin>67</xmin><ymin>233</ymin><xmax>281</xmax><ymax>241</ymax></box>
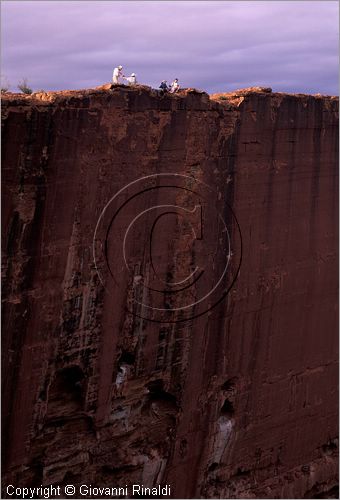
<box><xmin>2</xmin><ymin>86</ymin><xmax>338</xmax><ymax>498</ymax></box>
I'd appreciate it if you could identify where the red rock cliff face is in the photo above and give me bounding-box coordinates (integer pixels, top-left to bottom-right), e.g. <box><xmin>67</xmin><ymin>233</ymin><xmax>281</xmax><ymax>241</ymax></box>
<box><xmin>2</xmin><ymin>86</ymin><xmax>338</xmax><ymax>498</ymax></box>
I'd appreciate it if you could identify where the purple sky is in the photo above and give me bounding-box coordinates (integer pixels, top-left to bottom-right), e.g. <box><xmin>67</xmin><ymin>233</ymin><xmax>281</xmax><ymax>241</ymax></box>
<box><xmin>1</xmin><ymin>1</ymin><xmax>339</xmax><ymax>94</ymax></box>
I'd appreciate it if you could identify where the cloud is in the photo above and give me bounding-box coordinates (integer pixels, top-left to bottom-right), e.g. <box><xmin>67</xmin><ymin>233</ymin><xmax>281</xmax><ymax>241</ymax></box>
<box><xmin>1</xmin><ymin>0</ymin><xmax>338</xmax><ymax>94</ymax></box>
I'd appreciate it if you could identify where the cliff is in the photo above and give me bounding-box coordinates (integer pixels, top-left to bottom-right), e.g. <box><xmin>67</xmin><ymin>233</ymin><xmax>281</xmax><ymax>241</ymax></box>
<box><xmin>2</xmin><ymin>85</ymin><xmax>339</xmax><ymax>498</ymax></box>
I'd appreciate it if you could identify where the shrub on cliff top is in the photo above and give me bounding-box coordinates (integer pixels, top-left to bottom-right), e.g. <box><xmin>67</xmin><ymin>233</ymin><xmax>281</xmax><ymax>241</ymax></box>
<box><xmin>18</xmin><ymin>78</ymin><xmax>33</xmax><ymax>95</ymax></box>
<box><xmin>1</xmin><ymin>75</ymin><xmax>10</xmax><ymax>93</ymax></box>
<box><xmin>219</xmin><ymin>95</ymin><xmax>227</xmax><ymax>100</ymax></box>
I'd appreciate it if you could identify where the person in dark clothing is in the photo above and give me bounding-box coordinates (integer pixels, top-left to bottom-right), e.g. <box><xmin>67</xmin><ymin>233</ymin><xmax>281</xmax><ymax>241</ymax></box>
<box><xmin>159</xmin><ymin>80</ymin><xmax>169</xmax><ymax>93</ymax></box>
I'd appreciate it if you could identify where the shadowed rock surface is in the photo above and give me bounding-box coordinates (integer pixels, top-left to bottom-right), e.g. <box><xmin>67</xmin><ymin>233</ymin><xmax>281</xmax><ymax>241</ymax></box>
<box><xmin>2</xmin><ymin>85</ymin><xmax>338</xmax><ymax>498</ymax></box>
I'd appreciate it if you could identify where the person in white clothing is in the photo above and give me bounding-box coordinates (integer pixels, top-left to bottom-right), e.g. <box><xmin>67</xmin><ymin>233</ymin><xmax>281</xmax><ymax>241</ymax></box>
<box><xmin>112</xmin><ymin>65</ymin><xmax>123</xmax><ymax>84</ymax></box>
<box><xmin>124</xmin><ymin>73</ymin><xmax>137</xmax><ymax>86</ymax></box>
<box><xmin>170</xmin><ymin>78</ymin><xmax>180</xmax><ymax>93</ymax></box>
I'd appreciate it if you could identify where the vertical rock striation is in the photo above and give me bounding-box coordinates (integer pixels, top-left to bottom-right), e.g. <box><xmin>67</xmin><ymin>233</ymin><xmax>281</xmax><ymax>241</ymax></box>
<box><xmin>2</xmin><ymin>86</ymin><xmax>338</xmax><ymax>498</ymax></box>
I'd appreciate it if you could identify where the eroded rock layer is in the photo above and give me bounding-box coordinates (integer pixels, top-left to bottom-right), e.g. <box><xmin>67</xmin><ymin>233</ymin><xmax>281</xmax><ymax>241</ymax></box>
<box><xmin>2</xmin><ymin>86</ymin><xmax>339</xmax><ymax>498</ymax></box>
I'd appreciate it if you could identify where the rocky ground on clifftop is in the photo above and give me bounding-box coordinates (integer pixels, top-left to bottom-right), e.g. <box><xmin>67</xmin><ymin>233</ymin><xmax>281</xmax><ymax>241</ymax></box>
<box><xmin>1</xmin><ymin>83</ymin><xmax>338</xmax><ymax>104</ymax></box>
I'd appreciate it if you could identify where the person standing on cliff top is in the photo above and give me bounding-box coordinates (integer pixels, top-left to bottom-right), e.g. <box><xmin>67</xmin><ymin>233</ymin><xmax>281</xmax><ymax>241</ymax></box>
<box><xmin>170</xmin><ymin>78</ymin><xmax>180</xmax><ymax>93</ymax></box>
<box><xmin>113</xmin><ymin>65</ymin><xmax>124</xmax><ymax>84</ymax></box>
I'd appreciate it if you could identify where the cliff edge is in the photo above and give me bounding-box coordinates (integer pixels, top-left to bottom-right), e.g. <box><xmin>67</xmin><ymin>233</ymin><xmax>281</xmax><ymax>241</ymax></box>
<box><xmin>2</xmin><ymin>86</ymin><xmax>339</xmax><ymax>498</ymax></box>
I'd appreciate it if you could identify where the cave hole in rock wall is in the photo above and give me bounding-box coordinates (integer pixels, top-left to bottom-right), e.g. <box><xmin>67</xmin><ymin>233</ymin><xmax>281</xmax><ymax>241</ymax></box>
<box><xmin>220</xmin><ymin>377</ymin><xmax>237</xmax><ymax>418</ymax></box>
<box><xmin>146</xmin><ymin>379</ymin><xmax>177</xmax><ymax>405</ymax></box>
<box><xmin>142</xmin><ymin>379</ymin><xmax>179</xmax><ymax>422</ymax></box>
<box><xmin>118</xmin><ymin>350</ymin><xmax>136</xmax><ymax>366</ymax></box>
<box><xmin>220</xmin><ymin>398</ymin><xmax>235</xmax><ymax>418</ymax></box>
<box><xmin>47</xmin><ymin>366</ymin><xmax>85</xmax><ymax>418</ymax></box>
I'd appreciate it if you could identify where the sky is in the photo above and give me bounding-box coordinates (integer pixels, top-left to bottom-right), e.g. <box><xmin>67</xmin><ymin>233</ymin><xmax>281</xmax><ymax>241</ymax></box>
<box><xmin>1</xmin><ymin>0</ymin><xmax>339</xmax><ymax>95</ymax></box>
